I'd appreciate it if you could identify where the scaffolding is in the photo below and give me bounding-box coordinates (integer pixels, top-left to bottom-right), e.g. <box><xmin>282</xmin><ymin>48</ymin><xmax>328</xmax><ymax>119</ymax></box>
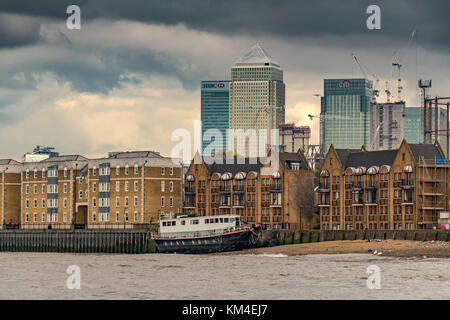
<box><xmin>417</xmin><ymin>155</ymin><xmax>448</xmax><ymax>229</ymax></box>
<box><xmin>423</xmin><ymin>96</ymin><xmax>450</xmax><ymax>158</ymax></box>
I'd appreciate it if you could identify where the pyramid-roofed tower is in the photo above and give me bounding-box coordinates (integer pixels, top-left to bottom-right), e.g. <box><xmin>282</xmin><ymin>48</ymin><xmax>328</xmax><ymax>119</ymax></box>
<box><xmin>234</xmin><ymin>43</ymin><xmax>280</xmax><ymax>67</ymax></box>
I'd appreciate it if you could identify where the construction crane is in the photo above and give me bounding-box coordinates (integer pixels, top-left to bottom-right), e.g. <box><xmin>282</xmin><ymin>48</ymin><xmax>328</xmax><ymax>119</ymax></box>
<box><xmin>385</xmin><ymin>81</ymin><xmax>392</xmax><ymax>102</ymax></box>
<box><xmin>352</xmin><ymin>53</ymin><xmax>380</xmax><ymax>103</ymax></box>
<box><xmin>390</xmin><ymin>28</ymin><xmax>417</xmax><ymax>103</ymax></box>
<box><xmin>392</xmin><ymin>59</ymin><xmax>403</xmax><ymax>102</ymax></box>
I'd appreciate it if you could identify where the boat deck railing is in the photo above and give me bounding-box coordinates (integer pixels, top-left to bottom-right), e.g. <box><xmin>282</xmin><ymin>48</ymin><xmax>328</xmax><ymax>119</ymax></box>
<box><xmin>156</xmin><ymin>226</ymin><xmax>248</xmax><ymax>239</ymax></box>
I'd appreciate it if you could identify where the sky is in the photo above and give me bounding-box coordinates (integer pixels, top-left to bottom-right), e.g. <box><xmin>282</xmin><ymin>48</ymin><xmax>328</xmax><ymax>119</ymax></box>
<box><xmin>0</xmin><ymin>0</ymin><xmax>449</xmax><ymax>160</ymax></box>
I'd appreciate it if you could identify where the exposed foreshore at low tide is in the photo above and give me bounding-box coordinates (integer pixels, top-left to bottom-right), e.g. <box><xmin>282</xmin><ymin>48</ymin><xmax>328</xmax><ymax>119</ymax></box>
<box><xmin>221</xmin><ymin>240</ymin><xmax>450</xmax><ymax>258</ymax></box>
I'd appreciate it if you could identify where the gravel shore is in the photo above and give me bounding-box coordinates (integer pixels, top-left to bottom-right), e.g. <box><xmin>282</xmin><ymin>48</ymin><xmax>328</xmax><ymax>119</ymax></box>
<box><xmin>221</xmin><ymin>240</ymin><xmax>450</xmax><ymax>258</ymax></box>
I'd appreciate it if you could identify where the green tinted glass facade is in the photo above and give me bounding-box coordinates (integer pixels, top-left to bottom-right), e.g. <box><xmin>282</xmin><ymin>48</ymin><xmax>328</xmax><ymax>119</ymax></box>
<box><xmin>320</xmin><ymin>79</ymin><xmax>373</xmax><ymax>152</ymax></box>
<box><xmin>201</xmin><ymin>81</ymin><xmax>230</xmax><ymax>156</ymax></box>
<box><xmin>404</xmin><ymin>107</ymin><xmax>424</xmax><ymax>144</ymax></box>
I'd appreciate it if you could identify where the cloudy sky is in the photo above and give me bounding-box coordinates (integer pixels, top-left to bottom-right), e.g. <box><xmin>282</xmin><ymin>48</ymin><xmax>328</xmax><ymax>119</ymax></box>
<box><xmin>0</xmin><ymin>0</ymin><xmax>449</xmax><ymax>160</ymax></box>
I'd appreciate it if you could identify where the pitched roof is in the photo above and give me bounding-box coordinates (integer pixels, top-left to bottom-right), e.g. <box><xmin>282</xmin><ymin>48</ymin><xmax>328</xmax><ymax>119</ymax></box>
<box><xmin>203</xmin><ymin>157</ymin><xmax>264</xmax><ymax>177</ymax></box>
<box><xmin>279</xmin><ymin>152</ymin><xmax>309</xmax><ymax>170</ymax></box>
<box><xmin>41</xmin><ymin>155</ymin><xmax>88</xmax><ymax>162</ymax></box>
<box><xmin>345</xmin><ymin>150</ymin><xmax>398</xmax><ymax>168</ymax></box>
<box><xmin>200</xmin><ymin>152</ymin><xmax>309</xmax><ymax>177</ymax></box>
<box><xmin>108</xmin><ymin>151</ymin><xmax>162</xmax><ymax>159</ymax></box>
<box><xmin>335</xmin><ymin>149</ymin><xmax>360</xmax><ymax>167</ymax></box>
<box><xmin>0</xmin><ymin>159</ymin><xmax>21</xmax><ymax>165</ymax></box>
<box><xmin>408</xmin><ymin>144</ymin><xmax>444</xmax><ymax>162</ymax></box>
<box><xmin>234</xmin><ymin>43</ymin><xmax>280</xmax><ymax>67</ymax></box>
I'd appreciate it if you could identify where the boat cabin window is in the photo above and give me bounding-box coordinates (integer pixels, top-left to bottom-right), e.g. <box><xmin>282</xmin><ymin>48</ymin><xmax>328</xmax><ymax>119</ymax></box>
<box><xmin>205</xmin><ymin>219</ymin><xmax>209</xmax><ymax>224</ymax></box>
<box><xmin>224</xmin><ymin>218</ymin><xmax>229</xmax><ymax>223</ymax></box>
<box><xmin>190</xmin><ymin>219</ymin><xmax>199</xmax><ymax>225</ymax></box>
<box><xmin>181</xmin><ymin>220</ymin><xmax>186</xmax><ymax>225</ymax></box>
<box><xmin>215</xmin><ymin>218</ymin><xmax>219</xmax><ymax>223</ymax></box>
<box><xmin>219</xmin><ymin>218</ymin><xmax>223</xmax><ymax>223</ymax></box>
<box><xmin>162</xmin><ymin>221</ymin><xmax>176</xmax><ymax>226</ymax></box>
<box><xmin>230</xmin><ymin>218</ymin><xmax>235</xmax><ymax>222</ymax></box>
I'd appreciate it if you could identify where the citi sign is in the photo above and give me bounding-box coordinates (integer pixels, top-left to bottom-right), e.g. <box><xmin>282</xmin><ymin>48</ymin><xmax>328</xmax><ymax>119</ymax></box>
<box><xmin>203</xmin><ymin>82</ymin><xmax>226</xmax><ymax>89</ymax></box>
<box><xmin>338</xmin><ymin>80</ymin><xmax>351</xmax><ymax>88</ymax></box>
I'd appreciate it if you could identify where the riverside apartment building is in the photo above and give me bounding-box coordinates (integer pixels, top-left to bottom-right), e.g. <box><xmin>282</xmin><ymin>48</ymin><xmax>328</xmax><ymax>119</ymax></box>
<box><xmin>318</xmin><ymin>139</ymin><xmax>449</xmax><ymax>230</ymax></box>
<box><xmin>183</xmin><ymin>150</ymin><xmax>315</xmax><ymax>230</ymax></box>
<box><xmin>18</xmin><ymin>151</ymin><xmax>182</xmax><ymax>230</ymax></box>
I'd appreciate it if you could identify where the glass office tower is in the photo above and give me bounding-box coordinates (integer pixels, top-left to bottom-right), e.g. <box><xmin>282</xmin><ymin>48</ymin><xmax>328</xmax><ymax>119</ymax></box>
<box><xmin>201</xmin><ymin>81</ymin><xmax>230</xmax><ymax>156</ymax></box>
<box><xmin>320</xmin><ymin>79</ymin><xmax>373</xmax><ymax>153</ymax></box>
<box><xmin>404</xmin><ymin>106</ymin><xmax>448</xmax><ymax>155</ymax></box>
<box><xmin>229</xmin><ymin>43</ymin><xmax>285</xmax><ymax>157</ymax></box>
<box><xmin>404</xmin><ymin>107</ymin><xmax>424</xmax><ymax>144</ymax></box>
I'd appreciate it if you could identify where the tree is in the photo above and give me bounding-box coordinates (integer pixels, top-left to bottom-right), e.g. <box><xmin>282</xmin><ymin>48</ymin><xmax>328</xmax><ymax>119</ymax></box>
<box><xmin>289</xmin><ymin>172</ymin><xmax>315</xmax><ymax>230</ymax></box>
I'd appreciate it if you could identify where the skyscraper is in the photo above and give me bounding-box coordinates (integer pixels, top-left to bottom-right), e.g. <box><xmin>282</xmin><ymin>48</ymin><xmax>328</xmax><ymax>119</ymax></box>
<box><xmin>369</xmin><ymin>102</ymin><xmax>406</xmax><ymax>151</ymax></box>
<box><xmin>404</xmin><ymin>106</ymin><xmax>448</xmax><ymax>155</ymax></box>
<box><xmin>404</xmin><ymin>107</ymin><xmax>424</xmax><ymax>144</ymax></box>
<box><xmin>229</xmin><ymin>44</ymin><xmax>285</xmax><ymax>157</ymax></box>
<box><xmin>201</xmin><ymin>80</ymin><xmax>230</xmax><ymax>156</ymax></box>
<box><xmin>320</xmin><ymin>78</ymin><xmax>373</xmax><ymax>152</ymax></box>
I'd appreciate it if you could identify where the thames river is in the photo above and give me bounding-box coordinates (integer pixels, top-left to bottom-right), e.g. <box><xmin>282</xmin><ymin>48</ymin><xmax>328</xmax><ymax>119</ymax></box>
<box><xmin>0</xmin><ymin>252</ymin><xmax>448</xmax><ymax>299</ymax></box>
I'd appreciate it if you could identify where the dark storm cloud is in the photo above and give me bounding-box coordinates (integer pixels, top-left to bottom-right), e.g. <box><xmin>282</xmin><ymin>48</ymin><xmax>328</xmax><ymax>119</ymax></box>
<box><xmin>1</xmin><ymin>0</ymin><xmax>449</xmax><ymax>49</ymax></box>
<box><xmin>0</xmin><ymin>13</ymin><xmax>40</xmax><ymax>48</ymax></box>
<box><xmin>0</xmin><ymin>0</ymin><xmax>448</xmax><ymax>96</ymax></box>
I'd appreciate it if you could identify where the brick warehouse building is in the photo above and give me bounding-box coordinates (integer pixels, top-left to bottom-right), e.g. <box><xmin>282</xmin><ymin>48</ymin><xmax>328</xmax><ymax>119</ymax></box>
<box><xmin>183</xmin><ymin>149</ymin><xmax>315</xmax><ymax>230</ymax></box>
<box><xmin>15</xmin><ymin>151</ymin><xmax>182</xmax><ymax>230</ymax></box>
<box><xmin>318</xmin><ymin>139</ymin><xmax>449</xmax><ymax>230</ymax></box>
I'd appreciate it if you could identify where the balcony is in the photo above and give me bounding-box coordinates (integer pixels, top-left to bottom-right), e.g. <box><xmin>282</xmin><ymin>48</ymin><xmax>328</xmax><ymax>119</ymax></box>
<box><xmin>233</xmin><ymin>185</ymin><xmax>245</xmax><ymax>193</ymax></box>
<box><xmin>365</xmin><ymin>183</ymin><xmax>377</xmax><ymax>190</ymax></box>
<box><xmin>270</xmin><ymin>184</ymin><xmax>282</xmax><ymax>193</ymax></box>
<box><xmin>184</xmin><ymin>202</ymin><xmax>196</xmax><ymax>209</ymax></box>
<box><xmin>219</xmin><ymin>186</ymin><xmax>231</xmax><ymax>193</ymax></box>
<box><xmin>352</xmin><ymin>182</ymin><xmax>363</xmax><ymax>190</ymax></box>
<box><xmin>232</xmin><ymin>200</ymin><xmax>245</xmax><ymax>207</ymax></box>
<box><xmin>401</xmin><ymin>179</ymin><xmax>414</xmax><ymax>189</ymax></box>
<box><xmin>319</xmin><ymin>183</ymin><xmax>330</xmax><ymax>192</ymax></box>
<box><xmin>184</xmin><ymin>187</ymin><xmax>195</xmax><ymax>194</ymax></box>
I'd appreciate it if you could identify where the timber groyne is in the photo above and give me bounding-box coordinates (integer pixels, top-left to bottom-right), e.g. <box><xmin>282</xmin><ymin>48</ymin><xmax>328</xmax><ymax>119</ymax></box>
<box><xmin>0</xmin><ymin>230</ymin><xmax>155</xmax><ymax>253</ymax></box>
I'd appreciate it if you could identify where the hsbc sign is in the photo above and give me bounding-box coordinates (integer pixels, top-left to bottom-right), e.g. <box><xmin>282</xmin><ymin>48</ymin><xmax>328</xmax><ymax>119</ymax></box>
<box><xmin>202</xmin><ymin>82</ymin><xmax>228</xmax><ymax>90</ymax></box>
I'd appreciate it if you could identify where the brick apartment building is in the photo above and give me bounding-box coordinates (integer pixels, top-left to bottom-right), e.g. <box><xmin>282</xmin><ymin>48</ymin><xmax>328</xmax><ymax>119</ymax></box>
<box><xmin>183</xmin><ymin>149</ymin><xmax>315</xmax><ymax>230</ymax></box>
<box><xmin>318</xmin><ymin>139</ymin><xmax>449</xmax><ymax>230</ymax></box>
<box><xmin>1</xmin><ymin>151</ymin><xmax>182</xmax><ymax>230</ymax></box>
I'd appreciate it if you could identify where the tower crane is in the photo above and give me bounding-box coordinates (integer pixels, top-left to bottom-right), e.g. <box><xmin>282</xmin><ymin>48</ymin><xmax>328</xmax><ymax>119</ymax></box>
<box><xmin>352</xmin><ymin>53</ymin><xmax>380</xmax><ymax>103</ymax></box>
<box><xmin>392</xmin><ymin>59</ymin><xmax>403</xmax><ymax>102</ymax></box>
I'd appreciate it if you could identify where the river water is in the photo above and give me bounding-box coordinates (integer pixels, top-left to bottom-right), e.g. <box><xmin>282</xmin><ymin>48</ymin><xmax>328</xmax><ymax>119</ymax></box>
<box><xmin>0</xmin><ymin>252</ymin><xmax>448</xmax><ymax>299</ymax></box>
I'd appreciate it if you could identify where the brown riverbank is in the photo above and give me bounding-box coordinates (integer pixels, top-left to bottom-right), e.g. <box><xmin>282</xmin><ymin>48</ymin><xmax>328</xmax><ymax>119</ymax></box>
<box><xmin>221</xmin><ymin>240</ymin><xmax>450</xmax><ymax>258</ymax></box>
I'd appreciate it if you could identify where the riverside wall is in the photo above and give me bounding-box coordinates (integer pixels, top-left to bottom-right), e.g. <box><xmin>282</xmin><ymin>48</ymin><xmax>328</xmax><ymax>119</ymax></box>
<box><xmin>0</xmin><ymin>230</ymin><xmax>156</xmax><ymax>253</ymax></box>
<box><xmin>0</xmin><ymin>229</ymin><xmax>448</xmax><ymax>254</ymax></box>
<box><xmin>258</xmin><ymin>229</ymin><xmax>450</xmax><ymax>247</ymax></box>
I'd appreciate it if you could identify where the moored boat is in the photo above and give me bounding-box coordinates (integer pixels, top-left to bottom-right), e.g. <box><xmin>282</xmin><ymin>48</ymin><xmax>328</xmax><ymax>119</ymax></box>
<box><xmin>152</xmin><ymin>213</ymin><xmax>258</xmax><ymax>254</ymax></box>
